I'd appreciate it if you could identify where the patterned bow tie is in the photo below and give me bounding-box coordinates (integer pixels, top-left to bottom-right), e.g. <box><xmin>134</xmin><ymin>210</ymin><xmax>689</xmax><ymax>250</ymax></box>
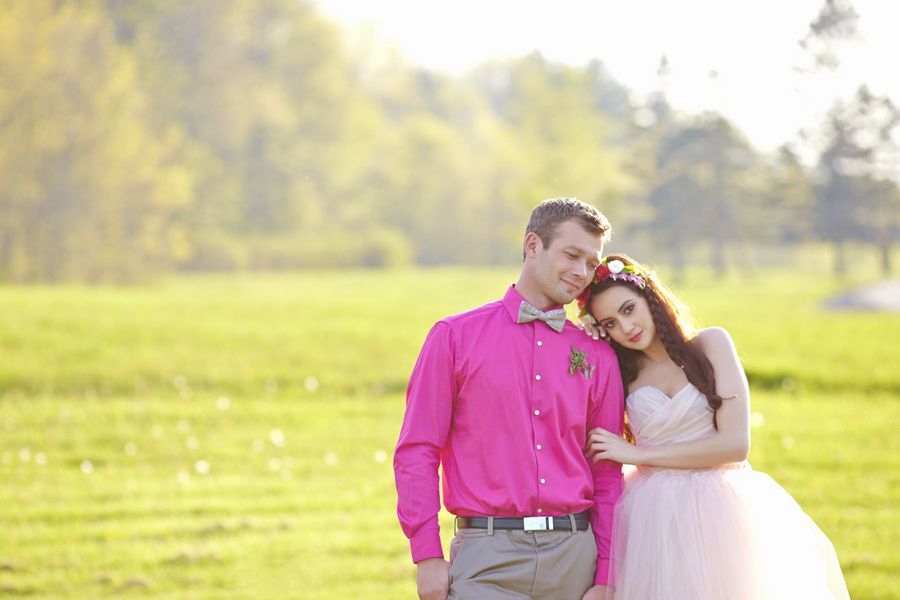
<box><xmin>516</xmin><ymin>301</ymin><xmax>567</xmax><ymax>333</ymax></box>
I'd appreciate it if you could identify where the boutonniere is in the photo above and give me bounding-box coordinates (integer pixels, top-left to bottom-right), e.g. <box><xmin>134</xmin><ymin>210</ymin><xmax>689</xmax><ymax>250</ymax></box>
<box><xmin>568</xmin><ymin>345</ymin><xmax>595</xmax><ymax>380</ymax></box>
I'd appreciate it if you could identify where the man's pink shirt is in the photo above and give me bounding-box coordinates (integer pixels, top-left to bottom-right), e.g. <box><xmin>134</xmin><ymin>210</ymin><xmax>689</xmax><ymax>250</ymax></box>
<box><xmin>394</xmin><ymin>285</ymin><xmax>624</xmax><ymax>585</ymax></box>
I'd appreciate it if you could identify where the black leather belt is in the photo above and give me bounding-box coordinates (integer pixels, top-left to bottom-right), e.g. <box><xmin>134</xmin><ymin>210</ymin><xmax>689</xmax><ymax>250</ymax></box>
<box><xmin>456</xmin><ymin>510</ymin><xmax>590</xmax><ymax>532</ymax></box>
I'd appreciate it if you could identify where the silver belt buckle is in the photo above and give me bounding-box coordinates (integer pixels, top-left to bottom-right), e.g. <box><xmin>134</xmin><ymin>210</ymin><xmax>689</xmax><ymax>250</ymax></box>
<box><xmin>523</xmin><ymin>516</ymin><xmax>551</xmax><ymax>531</ymax></box>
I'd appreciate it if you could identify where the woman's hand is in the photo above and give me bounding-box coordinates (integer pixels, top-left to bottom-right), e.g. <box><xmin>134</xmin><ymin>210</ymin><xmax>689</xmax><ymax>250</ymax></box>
<box><xmin>576</xmin><ymin>313</ymin><xmax>607</xmax><ymax>341</ymax></box>
<box><xmin>584</xmin><ymin>427</ymin><xmax>641</xmax><ymax>465</ymax></box>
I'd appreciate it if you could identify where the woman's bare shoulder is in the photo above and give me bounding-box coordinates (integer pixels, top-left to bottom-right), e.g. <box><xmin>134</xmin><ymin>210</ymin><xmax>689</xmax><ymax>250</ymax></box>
<box><xmin>693</xmin><ymin>327</ymin><xmax>737</xmax><ymax>358</ymax></box>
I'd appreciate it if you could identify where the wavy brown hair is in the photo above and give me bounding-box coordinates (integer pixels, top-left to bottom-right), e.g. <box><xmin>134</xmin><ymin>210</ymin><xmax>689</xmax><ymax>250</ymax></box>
<box><xmin>587</xmin><ymin>254</ymin><xmax>726</xmax><ymax>426</ymax></box>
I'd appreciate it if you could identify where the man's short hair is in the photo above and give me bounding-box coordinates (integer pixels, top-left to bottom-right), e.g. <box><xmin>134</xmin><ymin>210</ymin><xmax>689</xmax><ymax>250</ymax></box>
<box><xmin>524</xmin><ymin>198</ymin><xmax>611</xmax><ymax>257</ymax></box>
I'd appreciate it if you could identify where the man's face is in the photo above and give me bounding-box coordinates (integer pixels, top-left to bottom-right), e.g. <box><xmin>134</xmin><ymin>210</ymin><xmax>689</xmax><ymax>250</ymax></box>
<box><xmin>528</xmin><ymin>220</ymin><xmax>604</xmax><ymax>306</ymax></box>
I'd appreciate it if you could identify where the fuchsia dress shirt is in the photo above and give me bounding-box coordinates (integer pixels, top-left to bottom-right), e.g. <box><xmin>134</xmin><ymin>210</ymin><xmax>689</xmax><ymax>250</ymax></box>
<box><xmin>394</xmin><ymin>285</ymin><xmax>625</xmax><ymax>585</ymax></box>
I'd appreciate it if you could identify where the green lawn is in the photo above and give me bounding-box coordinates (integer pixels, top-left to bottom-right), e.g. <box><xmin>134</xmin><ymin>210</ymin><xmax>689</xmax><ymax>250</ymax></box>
<box><xmin>0</xmin><ymin>268</ymin><xmax>897</xmax><ymax>598</ymax></box>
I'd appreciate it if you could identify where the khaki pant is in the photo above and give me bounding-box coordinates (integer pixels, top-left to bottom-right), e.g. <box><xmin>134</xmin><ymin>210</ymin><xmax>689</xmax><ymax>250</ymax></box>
<box><xmin>448</xmin><ymin>523</ymin><xmax>597</xmax><ymax>599</ymax></box>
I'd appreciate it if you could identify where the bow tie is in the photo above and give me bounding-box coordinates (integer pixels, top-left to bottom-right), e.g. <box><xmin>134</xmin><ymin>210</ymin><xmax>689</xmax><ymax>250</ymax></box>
<box><xmin>516</xmin><ymin>301</ymin><xmax>567</xmax><ymax>333</ymax></box>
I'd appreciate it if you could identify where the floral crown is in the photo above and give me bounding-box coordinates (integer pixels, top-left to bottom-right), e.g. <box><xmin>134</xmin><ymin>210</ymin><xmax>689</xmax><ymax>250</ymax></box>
<box><xmin>576</xmin><ymin>258</ymin><xmax>648</xmax><ymax>315</ymax></box>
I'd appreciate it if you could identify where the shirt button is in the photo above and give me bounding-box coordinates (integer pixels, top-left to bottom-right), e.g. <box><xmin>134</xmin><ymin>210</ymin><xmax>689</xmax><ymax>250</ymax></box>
<box><xmin>536</xmin><ymin>444</ymin><xmax>542</xmax><ymax>450</ymax></box>
<box><xmin>535</xmin><ymin>374</ymin><xmax>541</xmax><ymax>381</ymax></box>
<box><xmin>537</xmin><ymin>340</ymin><xmax>543</xmax><ymax>346</ymax></box>
<box><xmin>534</xmin><ymin>410</ymin><xmax>540</xmax><ymax>416</ymax></box>
<box><xmin>540</xmin><ymin>478</ymin><xmax>546</xmax><ymax>484</ymax></box>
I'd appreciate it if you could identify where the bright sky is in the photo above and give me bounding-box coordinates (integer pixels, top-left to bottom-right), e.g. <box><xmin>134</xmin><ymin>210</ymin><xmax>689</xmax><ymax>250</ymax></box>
<box><xmin>312</xmin><ymin>0</ymin><xmax>900</xmax><ymax>153</ymax></box>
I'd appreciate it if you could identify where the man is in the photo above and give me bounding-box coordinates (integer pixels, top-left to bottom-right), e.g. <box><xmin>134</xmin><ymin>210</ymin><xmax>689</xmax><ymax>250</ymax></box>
<box><xmin>394</xmin><ymin>198</ymin><xmax>624</xmax><ymax>600</ymax></box>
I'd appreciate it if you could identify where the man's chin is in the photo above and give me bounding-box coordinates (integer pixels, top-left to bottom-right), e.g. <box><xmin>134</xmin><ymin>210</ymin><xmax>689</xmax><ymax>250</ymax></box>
<box><xmin>554</xmin><ymin>290</ymin><xmax>579</xmax><ymax>305</ymax></box>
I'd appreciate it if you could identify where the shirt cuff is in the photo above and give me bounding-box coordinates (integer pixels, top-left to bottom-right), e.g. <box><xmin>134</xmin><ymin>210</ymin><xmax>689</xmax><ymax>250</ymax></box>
<box><xmin>594</xmin><ymin>557</ymin><xmax>612</xmax><ymax>586</ymax></box>
<box><xmin>410</xmin><ymin>530</ymin><xmax>444</xmax><ymax>564</ymax></box>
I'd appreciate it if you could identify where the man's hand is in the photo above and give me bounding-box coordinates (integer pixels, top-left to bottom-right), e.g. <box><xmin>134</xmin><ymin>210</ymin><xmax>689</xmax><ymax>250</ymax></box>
<box><xmin>582</xmin><ymin>584</ymin><xmax>612</xmax><ymax>600</ymax></box>
<box><xmin>416</xmin><ymin>557</ymin><xmax>450</xmax><ymax>600</ymax></box>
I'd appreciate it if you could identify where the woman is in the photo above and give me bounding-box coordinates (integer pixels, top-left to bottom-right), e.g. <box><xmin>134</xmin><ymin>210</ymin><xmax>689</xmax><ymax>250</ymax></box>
<box><xmin>578</xmin><ymin>254</ymin><xmax>849</xmax><ymax>600</ymax></box>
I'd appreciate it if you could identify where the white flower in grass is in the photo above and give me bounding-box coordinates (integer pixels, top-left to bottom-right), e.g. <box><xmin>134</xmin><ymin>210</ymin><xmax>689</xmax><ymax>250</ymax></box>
<box><xmin>80</xmin><ymin>460</ymin><xmax>94</xmax><ymax>474</ymax></box>
<box><xmin>35</xmin><ymin>452</ymin><xmax>47</xmax><ymax>465</ymax></box>
<box><xmin>19</xmin><ymin>448</ymin><xmax>31</xmax><ymax>462</ymax></box>
<box><xmin>373</xmin><ymin>450</ymin><xmax>388</xmax><ymax>464</ymax></box>
<box><xmin>304</xmin><ymin>376</ymin><xmax>319</xmax><ymax>392</ymax></box>
<box><xmin>750</xmin><ymin>412</ymin><xmax>765</xmax><ymax>428</ymax></box>
<box><xmin>194</xmin><ymin>460</ymin><xmax>210</xmax><ymax>475</ymax></box>
<box><xmin>173</xmin><ymin>376</ymin><xmax>192</xmax><ymax>399</ymax></box>
<box><xmin>269</xmin><ymin>429</ymin><xmax>285</xmax><ymax>448</ymax></box>
<box><xmin>607</xmin><ymin>260</ymin><xmax>625</xmax><ymax>274</ymax></box>
<box><xmin>324</xmin><ymin>452</ymin><xmax>338</xmax><ymax>466</ymax></box>
<box><xmin>215</xmin><ymin>396</ymin><xmax>231</xmax><ymax>411</ymax></box>
<box><xmin>781</xmin><ymin>436</ymin><xmax>795</xmax><ymax>450</ymax></box>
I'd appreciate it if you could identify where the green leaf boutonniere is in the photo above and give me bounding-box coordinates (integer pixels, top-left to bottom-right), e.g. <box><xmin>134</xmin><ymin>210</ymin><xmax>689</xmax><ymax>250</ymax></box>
<box><xmin>568</xmin><ymin>345</ymin><xmax>595</xmax><ymax>380</ymax></box>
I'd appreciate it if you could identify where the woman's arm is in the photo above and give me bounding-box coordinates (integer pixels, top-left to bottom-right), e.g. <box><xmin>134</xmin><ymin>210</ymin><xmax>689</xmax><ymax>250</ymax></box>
<box><xmin>586</xmin><ymin>327</ymin><xmax>751</xmax><ymax>468</ymax></box>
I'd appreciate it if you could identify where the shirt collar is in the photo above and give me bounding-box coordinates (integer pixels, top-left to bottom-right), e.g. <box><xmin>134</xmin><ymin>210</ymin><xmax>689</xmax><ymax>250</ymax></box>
<box><xmin>502</xmin><ymin>285</ymin><xmax>565</xmax><ymax>323</ymax></box>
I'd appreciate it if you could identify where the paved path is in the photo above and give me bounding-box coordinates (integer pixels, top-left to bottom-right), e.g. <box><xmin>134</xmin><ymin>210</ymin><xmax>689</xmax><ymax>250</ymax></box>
<box><xmin>823</xmin><ymin>280</ymin><xmax>900</xmax><ymax>312</ymax></box>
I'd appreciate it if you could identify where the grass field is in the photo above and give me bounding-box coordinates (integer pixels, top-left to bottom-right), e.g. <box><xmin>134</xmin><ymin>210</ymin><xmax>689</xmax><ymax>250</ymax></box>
<box><xmin>0</xmin><ymin>268</ymin><xmax>898</xmax><ymax>598</ymax></box>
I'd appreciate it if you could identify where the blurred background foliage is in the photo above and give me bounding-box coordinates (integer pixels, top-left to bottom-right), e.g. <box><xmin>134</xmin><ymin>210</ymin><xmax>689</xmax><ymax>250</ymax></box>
<box><xmin>0</xmin><ymin>0</ymin><xmax>897</xmax><ymax>283</ymax></box>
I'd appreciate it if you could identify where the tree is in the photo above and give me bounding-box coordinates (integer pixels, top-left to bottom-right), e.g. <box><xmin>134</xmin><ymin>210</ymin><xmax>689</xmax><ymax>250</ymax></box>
<box><xmin>798</xmin><ymin>0</ymin><xmax>860</xmax><ymax>72</ymax></box>
<box><xmin>640</xmin><ymin>113</ymin><xmax>760</xmax><ymax>279</ymax></box>
<box><xmin>798</xmin><ymin>0</ymin><xmax>899</xmax><ymax>275</ymax></box>
<box><xmin>0</xmin><ymin>0</ymin><xmax>194</xmax><ymax>282</ymax></box>
<box><xmin>762</xmin><ymin>145</ymin><xmax>816</xmax><ymax>245</ymax></box>
<box><xmin>813</xmin><ymin>87</ymin><xmax>900</xmax><ymax>274</ymax></box>
<box><xmin>470</xmin><ymin>54</ymin><xmax>633</xmax><ymax>227</ymax></box>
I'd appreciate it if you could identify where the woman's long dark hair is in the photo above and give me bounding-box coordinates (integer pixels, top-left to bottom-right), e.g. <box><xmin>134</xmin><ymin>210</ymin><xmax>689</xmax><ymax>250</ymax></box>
<box><xmin>587</xmin><ymin>254</ymin><xmax>726</xmax><ymax>425</ymax></box>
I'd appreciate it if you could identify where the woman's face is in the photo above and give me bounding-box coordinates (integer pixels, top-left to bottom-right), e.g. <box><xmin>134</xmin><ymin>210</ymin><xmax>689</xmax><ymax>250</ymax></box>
<box><xmin>590</xmin><ymin>284</ymin><xmax>656</xmax><ymax>351</ymax></box>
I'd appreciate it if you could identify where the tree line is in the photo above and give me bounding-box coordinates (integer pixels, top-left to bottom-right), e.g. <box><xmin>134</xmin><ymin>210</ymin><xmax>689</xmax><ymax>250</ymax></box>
<box><xmin>0</xmin><ymin>0</ymin><xmax>896</xmax><ymax>282</ymax></box>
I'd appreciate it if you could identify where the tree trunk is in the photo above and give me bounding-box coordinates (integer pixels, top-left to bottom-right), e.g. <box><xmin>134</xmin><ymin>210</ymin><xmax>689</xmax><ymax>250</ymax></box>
<box><xmin>671</xmin><ymin>237</ymin><xmax>686</xmax><ymax>284</ymax></box>
<box><xmin>833</xmin><ymin>241</ymin><xmax>847</xmax><ymax>276</ymax></box>
<box><xmin>710</xmin><ymin>240</ymin><xmax>726</xmax><ymax>279</ymax></box>
<box><xmin>0</xmin><ymin>217</ymin><xmax>9</xmax><ymax>274</ymax></box>
<box><xmin>880</xmin><ymin>242</ymin><xmax>892</xmax><ymax>276</ymax></box>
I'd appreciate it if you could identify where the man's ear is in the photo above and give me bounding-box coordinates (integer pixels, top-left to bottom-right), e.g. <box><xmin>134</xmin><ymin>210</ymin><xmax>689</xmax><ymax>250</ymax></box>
<box><xmin>523</xmin><ymin>232</ymin><xmax>542</xmax><ymax>258</ymax></box>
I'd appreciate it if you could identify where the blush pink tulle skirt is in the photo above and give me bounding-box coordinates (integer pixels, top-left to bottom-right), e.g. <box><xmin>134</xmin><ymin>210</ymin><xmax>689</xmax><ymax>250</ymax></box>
<box><xmin>607</xmin><ymin>464</ymin><xmax>850</xmax><ymax>600</ymax></box>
